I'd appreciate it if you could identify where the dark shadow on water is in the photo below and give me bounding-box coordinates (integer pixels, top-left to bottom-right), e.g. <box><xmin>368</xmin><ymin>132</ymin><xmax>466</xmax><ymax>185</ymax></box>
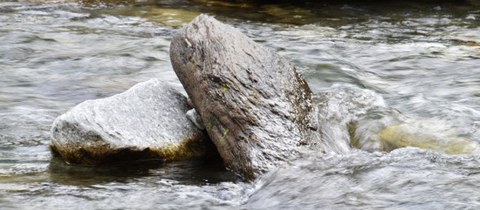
<box><xmin>48</xmin><ymin>156</ymin><xmax>240</xmax><ymax>186</ymax></box>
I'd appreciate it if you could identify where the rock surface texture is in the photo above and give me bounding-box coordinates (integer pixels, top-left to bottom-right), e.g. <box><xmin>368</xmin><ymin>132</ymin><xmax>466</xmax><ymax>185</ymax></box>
<box><xmin>170</xmin><ymin>15</ymin><xmax>313</xmax><ymax>179</ymax></box>
<box><xmin>51</xmin><ymin>79</ymin><xmax>213</xmax><ymax>164</ymax></box>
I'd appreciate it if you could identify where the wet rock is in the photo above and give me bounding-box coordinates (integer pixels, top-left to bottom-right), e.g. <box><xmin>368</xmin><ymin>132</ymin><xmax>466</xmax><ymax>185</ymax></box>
<box><xmin>50</xmin><ymin>79</ymin><xmax>214</xmax><ymax>164</ymax></box>
<box><xmin>170</xmin><ymin>15</ymin><xmax>313</xmax><ymax>179</ymax></box>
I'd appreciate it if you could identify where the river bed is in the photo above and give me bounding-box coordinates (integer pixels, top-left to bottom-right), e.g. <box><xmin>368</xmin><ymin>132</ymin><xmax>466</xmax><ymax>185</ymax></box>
<box><xmin>1</xmin><ymin>0</ymin><xmax>479</xmax><ymax>209</ymax></box>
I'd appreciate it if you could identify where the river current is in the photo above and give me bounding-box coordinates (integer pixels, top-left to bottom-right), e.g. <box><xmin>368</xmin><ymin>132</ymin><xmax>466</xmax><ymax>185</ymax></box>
<box><xmin>0</xmin><ymin>0</ymin><xmax>479</xmax><ymax>209</ymax></box>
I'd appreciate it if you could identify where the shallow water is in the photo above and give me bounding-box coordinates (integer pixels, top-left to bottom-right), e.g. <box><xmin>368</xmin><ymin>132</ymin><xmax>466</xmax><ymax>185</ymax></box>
<box><xmin>0</xmin><ymin>0</ymin><xmax>479</xmax><ymax>209</ymax></box>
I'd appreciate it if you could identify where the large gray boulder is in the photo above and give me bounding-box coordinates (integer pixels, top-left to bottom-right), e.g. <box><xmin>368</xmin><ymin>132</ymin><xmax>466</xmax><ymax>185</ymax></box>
<box><xmin>50</xmin><ymin>79</ymin><xmax>214</xmax><ymax>164</ymax></box>
<box><xmin>170</xmin><ymin>15</ymin><xmax>313</xmax><ymax>180</ymax></box>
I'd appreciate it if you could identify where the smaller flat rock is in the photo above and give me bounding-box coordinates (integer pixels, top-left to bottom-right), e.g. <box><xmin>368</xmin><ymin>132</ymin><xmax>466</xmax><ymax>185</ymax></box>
<box><xmin>50</xmin><ymin>78</ymin><xmax>213</xmax><ymax>164</ymax></box>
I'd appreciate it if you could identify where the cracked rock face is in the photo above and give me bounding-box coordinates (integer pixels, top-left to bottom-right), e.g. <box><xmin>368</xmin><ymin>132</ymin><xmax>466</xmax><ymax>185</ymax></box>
<box><xmin>50</xmin><ymin>79</ymin><xmax>214</xmax><ymax>164</ymax></box>
<box><xmin>170</xmin><ymin>15</ymin><xmax>313</xmax><ymax>180</ymax></box>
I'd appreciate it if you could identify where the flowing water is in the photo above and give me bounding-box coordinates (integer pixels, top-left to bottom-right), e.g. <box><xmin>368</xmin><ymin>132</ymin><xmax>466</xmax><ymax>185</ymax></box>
<box><xmin>0</xmin><ymin>0</ymin><xmax>479</xmax><ymax>209</ymax></box>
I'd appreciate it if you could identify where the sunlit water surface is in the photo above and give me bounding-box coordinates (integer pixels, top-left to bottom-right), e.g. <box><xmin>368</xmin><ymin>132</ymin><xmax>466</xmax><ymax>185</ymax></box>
<box><xmin>0</xmin><ymin>0</ymin><xmax>479</xmax><ymax>209</ymax></box>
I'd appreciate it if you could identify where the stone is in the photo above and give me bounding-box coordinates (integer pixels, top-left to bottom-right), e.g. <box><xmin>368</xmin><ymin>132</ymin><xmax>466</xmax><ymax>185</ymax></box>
<box><xmin>186</xmin><ymin>109</ymin><xmax>205</xmax><ymax>130</ymax></box>
<box><xmin>170</xmin><ymin>15</ymin><xmax>313</xmax><ymax>180</ymax></box>
<box><xmin>50</xmin><ymin>78</ymin><xmax>214</xmax><ymax>164</ymax></box>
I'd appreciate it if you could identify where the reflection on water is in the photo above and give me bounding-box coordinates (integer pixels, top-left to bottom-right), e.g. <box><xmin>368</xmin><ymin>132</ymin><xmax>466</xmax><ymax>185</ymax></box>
<box><xmin>48</xmin><ymin>157</ymin><xmax>238</xmax><ymax>186</ymax></box>
<box><xmin>0</xmin><ymin>0</ymin><xmax>479</xmax><ymax>209</ymax></box>
<box><xmin>0</xmin><ymin>146</ymin><xmax>242</xmax><ymax>209</ymax></box>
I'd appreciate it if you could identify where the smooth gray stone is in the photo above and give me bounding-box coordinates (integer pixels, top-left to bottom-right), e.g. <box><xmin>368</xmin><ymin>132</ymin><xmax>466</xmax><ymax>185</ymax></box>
<box><xmin>186</xmin><ymin>109</ymin><xmax>205</xmax><ymax>130</ymax></box>
<box><xmin>50</xmin><ymin>78</ymin><xmax>212</xmax><ymax>164</ymax></box>
<box><xmin>170</xmin><ymin>15</ymin><xmax>313</xmax><ymax>180</ymax></box>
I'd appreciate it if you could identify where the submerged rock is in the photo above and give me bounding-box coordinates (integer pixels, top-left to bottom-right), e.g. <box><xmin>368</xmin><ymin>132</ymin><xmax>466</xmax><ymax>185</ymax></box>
<box><xmin>350</xmin><ymin>107</ymin><xmax>480</xmax><ymax>155</ymax></box>
<box><xmin>50</xmin><ymin>79</ymin><xmax>214</xmax><ymax>164</ymax></box>
<box><xmin>378</xmin><ymin>120</ymin><xmax>480</xmax><ymax>154</ymax></box>
<box><xmin>170</xmin><ymin>15</ymin><xmax>313</xmax><ymax>179</ymax></box>
<box><xmin>306</xmin><ymin>84</ymin><xmax>387</xmax><ymax>154</ymax></box>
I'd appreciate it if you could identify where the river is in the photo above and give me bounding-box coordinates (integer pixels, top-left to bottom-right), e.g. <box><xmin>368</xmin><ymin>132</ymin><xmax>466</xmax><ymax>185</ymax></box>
<box><xmin>0</xmin><ymin>0</ymin><xmax>479</xmax><ymax>209</ymax></box>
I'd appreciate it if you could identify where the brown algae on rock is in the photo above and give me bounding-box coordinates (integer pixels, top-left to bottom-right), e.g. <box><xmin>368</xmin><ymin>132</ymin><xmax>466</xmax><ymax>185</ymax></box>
<box><xmin>50</xmin><ymin>135</ymin><xmax>216</xmax><ymax>164</ymax></box>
